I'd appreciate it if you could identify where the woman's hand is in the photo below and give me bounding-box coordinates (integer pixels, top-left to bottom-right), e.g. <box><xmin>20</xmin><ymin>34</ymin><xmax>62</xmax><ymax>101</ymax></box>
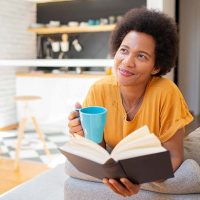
<box><xmin>102</xmin><ymin>178</ymin><xmax>140</xmax><ymax>197</ymax></box>
<box><xmin>67</xmin><ymin>102</ymin><xmax>84</xmax><ymax>136</ymax></box>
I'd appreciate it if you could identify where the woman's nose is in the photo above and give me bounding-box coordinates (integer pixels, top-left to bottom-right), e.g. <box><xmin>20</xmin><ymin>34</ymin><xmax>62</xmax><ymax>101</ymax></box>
<box><xmin>122</xmin><ymin>54</ymin><xmax>135</xmax><ymax>68</ymax></box>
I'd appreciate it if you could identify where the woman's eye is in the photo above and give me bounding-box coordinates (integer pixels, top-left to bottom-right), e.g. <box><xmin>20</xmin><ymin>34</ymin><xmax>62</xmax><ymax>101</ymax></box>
<box><xmin>138</xmin><ymin>53</ymin><xmax>148</xmax><ymax>61</ymax></box>
<box><xmin>119</xmin><ymin>48</ymin><xmax>128</xmax><ymax>54</ymax></box>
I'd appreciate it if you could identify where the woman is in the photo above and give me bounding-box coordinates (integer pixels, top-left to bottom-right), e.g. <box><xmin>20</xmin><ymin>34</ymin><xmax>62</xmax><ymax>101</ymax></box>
<box><xmin>68</xmin><ymin>8</ymin><xmax>193</xmax><ymax>197</ymax></box>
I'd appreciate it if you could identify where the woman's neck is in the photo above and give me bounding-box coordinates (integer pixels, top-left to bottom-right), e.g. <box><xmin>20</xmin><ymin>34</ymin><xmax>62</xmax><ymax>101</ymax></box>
<box><xmin>120</xmin><ymin>83</ymin><xmax>147</xmax><ymax>107</ymax></box>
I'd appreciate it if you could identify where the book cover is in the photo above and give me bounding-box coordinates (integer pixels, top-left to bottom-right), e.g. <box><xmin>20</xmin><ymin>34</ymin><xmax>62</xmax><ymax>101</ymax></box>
<box><xmin>59</xmin><ymin>126</ymin><xmax>174</xmax><ymax>184</ymax></box>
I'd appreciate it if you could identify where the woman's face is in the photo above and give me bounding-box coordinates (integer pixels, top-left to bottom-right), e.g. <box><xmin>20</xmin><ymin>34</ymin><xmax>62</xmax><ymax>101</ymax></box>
<box><xmin>114</xmin><ymin>31</ymin><xmax>158</xmax><ymax>86</ymax></box>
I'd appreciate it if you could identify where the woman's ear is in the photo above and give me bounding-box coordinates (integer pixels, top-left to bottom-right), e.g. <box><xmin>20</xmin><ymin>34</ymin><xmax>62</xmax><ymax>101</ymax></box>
<box><xmin>151</xmin><ymin>68</ymin><xmax>160</xmax><ymax>75</ymax></box>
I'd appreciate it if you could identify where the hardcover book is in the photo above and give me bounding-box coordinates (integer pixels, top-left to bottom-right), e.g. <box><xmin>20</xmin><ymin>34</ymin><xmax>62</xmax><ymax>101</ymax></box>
<box><xmin>59</xmin><ymin>126</ymin><xmax>174</xmax><ymax>184</ymax></box>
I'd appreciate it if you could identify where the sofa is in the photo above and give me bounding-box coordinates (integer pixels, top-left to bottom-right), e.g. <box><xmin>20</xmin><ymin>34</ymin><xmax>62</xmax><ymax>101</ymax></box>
<box><xmin>64</xmin><ymin>127</ymin><xmax>200</xmax><ymax>200</ymax></box>
<box><xmin>64</xmin><ymin>159</ymin><xmax>200</xmax><ymax>200</ymax></box>
<box><xmin>1</xmin><ymin>127</ymin><xmax>200</xmax><ymax>200</ymax></box>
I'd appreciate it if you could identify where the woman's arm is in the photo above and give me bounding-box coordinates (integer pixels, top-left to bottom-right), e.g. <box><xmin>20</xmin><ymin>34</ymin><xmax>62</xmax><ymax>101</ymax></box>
<box><xmin>162</xmin><ymin>128</ymin><xmax>185</xmax><ymax>171</ymax></box>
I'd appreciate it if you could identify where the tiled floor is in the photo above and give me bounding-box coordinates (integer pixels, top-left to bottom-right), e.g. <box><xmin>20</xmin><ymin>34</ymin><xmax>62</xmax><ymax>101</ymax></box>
<box><xmin>0</xmin><ymin>115</ymin><xmax>199</xmax><ymax>167</ymax></box>
<box><xmin>0</xmin><ymin>128</ymin><xmax>69</xmax><ymax>167</ymax></box>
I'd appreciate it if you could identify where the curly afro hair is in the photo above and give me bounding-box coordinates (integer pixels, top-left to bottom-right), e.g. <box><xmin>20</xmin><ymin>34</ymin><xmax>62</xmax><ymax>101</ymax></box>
<box><xmin>109</xmin><ymin>8</ymin><xmax>178</xmax><ymax>76</ymax></box>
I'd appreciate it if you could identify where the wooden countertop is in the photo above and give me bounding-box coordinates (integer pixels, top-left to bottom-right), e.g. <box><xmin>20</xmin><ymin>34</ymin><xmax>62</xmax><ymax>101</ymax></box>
<box><xmin>16</xmin><ymin>72</ymin><xmax>109</xmax><ymax>78</ymax></box>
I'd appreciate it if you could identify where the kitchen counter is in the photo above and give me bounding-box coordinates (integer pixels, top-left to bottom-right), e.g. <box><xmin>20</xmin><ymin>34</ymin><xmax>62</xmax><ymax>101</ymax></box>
<box><xmin>16</xmin><ymin>71</ymin><xmax>108</xmax><ymax>78</ymax></box>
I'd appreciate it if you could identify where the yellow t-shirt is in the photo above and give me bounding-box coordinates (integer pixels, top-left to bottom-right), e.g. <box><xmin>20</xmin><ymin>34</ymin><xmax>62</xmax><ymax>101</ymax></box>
<box><xmin>83</xmin><ymin>75</ymin><xmax>193</xmax><ymax>148</ymax></box>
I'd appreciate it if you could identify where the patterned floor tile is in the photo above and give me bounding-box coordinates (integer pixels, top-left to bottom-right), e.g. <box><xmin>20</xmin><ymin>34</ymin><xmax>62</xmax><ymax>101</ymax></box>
<box><xmin>0</xmin><ymin>129</ymin><xmax>68</xmax><ymax>166</ymax></box>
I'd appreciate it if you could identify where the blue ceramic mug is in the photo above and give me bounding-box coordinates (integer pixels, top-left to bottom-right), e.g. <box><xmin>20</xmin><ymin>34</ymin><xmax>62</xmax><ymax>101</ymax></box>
<box><xmin>79</xmin><ymin>106</ymin><xmax>107</xmax><ymax>143</ymax></box>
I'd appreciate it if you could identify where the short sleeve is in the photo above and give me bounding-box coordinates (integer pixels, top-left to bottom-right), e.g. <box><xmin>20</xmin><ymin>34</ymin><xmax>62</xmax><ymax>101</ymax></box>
<box><xmin>159</xmin><ymin>88</ymin><xmax>193</xmax><ymax>143</ymax></box>
<box><xmin>82</xmin><ymin>84</ymin><xmax>105</xmax><ymax>108</ymax></box>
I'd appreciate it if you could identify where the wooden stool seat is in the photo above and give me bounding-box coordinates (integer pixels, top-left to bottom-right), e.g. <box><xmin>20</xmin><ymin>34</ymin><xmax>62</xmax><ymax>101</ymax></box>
<box><xmin>15</xmin><ymin>96</ymin><xmax>41</xmax><ymax>101</ymax></box>
<box><xmin>15</xmin><ymin>96</ymin><xmax>50</xmax><ymax>170</ymax></box>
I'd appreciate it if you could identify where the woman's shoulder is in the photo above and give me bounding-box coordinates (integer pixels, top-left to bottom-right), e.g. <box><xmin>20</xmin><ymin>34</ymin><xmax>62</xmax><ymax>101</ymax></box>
<box><xmin>86</xmin><ymin>75</ymin><xmax>118</xmax><ymax>103</ymax></box>
<box><xmin>150</xmin><ymin>76</ymin><xmax>180</xmax><ymax>93</ymax></box>
<box><xmin>92</xmin><ymin>75</ymin><xmax>118</xmax><ymax>88</ymax></box>
<box><xmin>146</xmin><ymin>76</ymin><xmax>184</xmax><ymax>101</ymax></box>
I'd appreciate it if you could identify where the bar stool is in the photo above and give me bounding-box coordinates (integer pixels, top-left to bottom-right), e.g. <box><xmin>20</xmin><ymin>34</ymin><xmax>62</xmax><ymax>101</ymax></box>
<box><xmin>15</xmin><ymin>96</ymin><xmax>50</xmax><ymax>169</ymax></box>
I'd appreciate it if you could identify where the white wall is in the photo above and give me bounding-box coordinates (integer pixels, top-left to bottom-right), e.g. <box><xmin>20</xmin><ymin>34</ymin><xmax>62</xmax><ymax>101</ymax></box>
<box><xmin>178</xmin><ymin>0</ymin><xmax>200</xmax><ymax>115</ymax></box>
<box><xmin>147</xmin><ymin>0</ymin><xmax>175</xmax><ymax>81</ymax></box>
<box><xmin>147</xmin><ymin>0</ymin><xmax>200</xmax><ymax>115</ymax></box>
<box><xmin>16</xmin><ymin>76</ymin><xmax>101</xmax><ymax>131</ymax></box>
<box><xmin>0</xmin><ymin>0</ymin><xmax>36</xmax><ymax>128</ymax></box>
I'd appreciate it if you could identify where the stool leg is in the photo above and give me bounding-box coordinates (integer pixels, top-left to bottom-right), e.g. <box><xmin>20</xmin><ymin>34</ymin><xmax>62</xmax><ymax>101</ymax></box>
<box><xmin>15</xmin><ymin>117</ymin><xmax>27</xmax><ymax>170</ymax></box>
<box><xmin>31</xmin><ymin>116</ymin><xmax>51</xmax><ymax>158</ymax></box>
<box><xmin>0</xmin><ymin>146</ymin><xmax>2</xmax><ymax>155</ymax></box>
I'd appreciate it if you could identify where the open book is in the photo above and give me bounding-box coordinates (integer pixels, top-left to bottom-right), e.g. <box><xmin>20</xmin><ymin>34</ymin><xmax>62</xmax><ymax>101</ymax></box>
<box><xmin>59</xmin><ymin>125</ymin><xmax>174</xmax><ymax>184</ymax></box>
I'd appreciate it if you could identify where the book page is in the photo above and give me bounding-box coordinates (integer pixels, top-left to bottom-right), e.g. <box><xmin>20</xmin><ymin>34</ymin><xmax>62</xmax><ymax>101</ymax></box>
<box><xmin>112</xmin><ymin>147</ymin><xmax>166</xmax><ymax>161</ymax></box>
<box><xmin>73</xmin><ymin>134</ymin><xmax>109</xmax><ymax>156</ymax></box>
<box><xmin>111</xmin><ymin>134</ymin><xmax>161</xmax><ymax>155</ymax></box>
<box><xmin>112</xmin><ymin>125</ymin><xmax>150</xmax><ymax>153</ymax></box>
<box><xmin>111</xmin><ymin>125</ymin><xmax>167</xmax><ymax>161</ymax></box>
<box><xmin>60</xmin><ymin>135</ymin><xmax>110</xmax><ymax>164</ymax></box>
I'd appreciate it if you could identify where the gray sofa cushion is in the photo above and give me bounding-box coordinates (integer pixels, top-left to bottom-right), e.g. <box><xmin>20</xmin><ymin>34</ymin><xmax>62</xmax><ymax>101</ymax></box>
<box><xmin>184</xmin><ymin>127</ymin><xmax>200</xmax><ymax>165</ymax></box>
<box><xmin>65</xmin><ymin>177</ymin><xmax>200</xmax><ymax>200</ymax></box>
<box><xmin>65</xmin><ymin>158</ymin><xmax>200</xmax><ymax>194</ymax></box>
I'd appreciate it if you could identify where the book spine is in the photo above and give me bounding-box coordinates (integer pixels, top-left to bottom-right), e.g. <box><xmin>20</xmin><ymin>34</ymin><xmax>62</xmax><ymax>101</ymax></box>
<box><xmin>103</xmin><ymin>158</ymin><xmax>127</xmax><ymax>179</ymax></box>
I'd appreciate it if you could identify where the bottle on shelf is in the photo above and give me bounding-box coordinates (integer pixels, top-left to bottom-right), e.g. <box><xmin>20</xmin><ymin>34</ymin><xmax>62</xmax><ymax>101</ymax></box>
<box><xmin>105</xmin><ymin>66</ymin><xmax>112</xmax><ymax>75</ymax></box>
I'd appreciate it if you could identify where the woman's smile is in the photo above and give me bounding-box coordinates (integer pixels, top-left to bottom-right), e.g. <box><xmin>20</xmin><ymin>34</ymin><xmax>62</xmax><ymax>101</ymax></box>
<box><xmin>118</xmin><ymin>67</ymin><xmax>135</xmax><ymax>77</ymax></box>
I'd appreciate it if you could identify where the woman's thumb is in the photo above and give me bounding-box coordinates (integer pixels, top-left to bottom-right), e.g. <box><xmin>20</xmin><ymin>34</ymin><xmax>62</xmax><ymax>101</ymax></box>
<box><xmin>75</xmin><ymin>102</ymin><xmax>82</xmax><ymax>109</ymax></box>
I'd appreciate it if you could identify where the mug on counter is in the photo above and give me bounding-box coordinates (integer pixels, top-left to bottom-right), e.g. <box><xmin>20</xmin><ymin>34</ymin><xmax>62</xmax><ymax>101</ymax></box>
<box><xmin>78</xmin><ymin>106</ymin><xmax>107</xmax><ymax>144</ymax></box>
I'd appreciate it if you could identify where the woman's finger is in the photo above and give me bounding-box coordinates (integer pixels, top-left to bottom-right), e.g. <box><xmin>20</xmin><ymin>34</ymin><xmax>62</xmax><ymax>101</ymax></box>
<box><xmin>120</xmin><ymin>178</ymin><xmax>140</xmax><ymax>195</ymax></box>
<box><xmin>68</xmin><ymin>118</ymin><xmax>80</xmax><ymax>128</ymax></box>
<box><xmin>75</xmin><ymin>102</ymin><xmax>82</xmax><ymax>109</ymax></box>
<box><xmin>69</xmin><ymin>125</ymin><xmax>83</xmax><ymax>134</ymax></box>
<box><xmin>108</xmin><ymin>179</ymin><xmax>130</xmax><ymax>196</ymax></box>
<box><xmin>74</xmin><ymin>130</ymin><xmax>84</xmax><ymax>137</ymax></box>
<box><xmin>68</xmin><ymin>110</ymin><xmax>79</xmax><ymax>120</ymax></box>
<box><xmin>102</xmin><ymin>178</ymin><xmax>124</xmax><ymax>196</ymax></box>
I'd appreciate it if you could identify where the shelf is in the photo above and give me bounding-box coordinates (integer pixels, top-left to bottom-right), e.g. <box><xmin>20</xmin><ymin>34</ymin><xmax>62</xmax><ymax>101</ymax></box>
<box><xmin>27</xmin><ymin>24</ymin><xmax>116</xmax><ymax>34</ymax></box>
